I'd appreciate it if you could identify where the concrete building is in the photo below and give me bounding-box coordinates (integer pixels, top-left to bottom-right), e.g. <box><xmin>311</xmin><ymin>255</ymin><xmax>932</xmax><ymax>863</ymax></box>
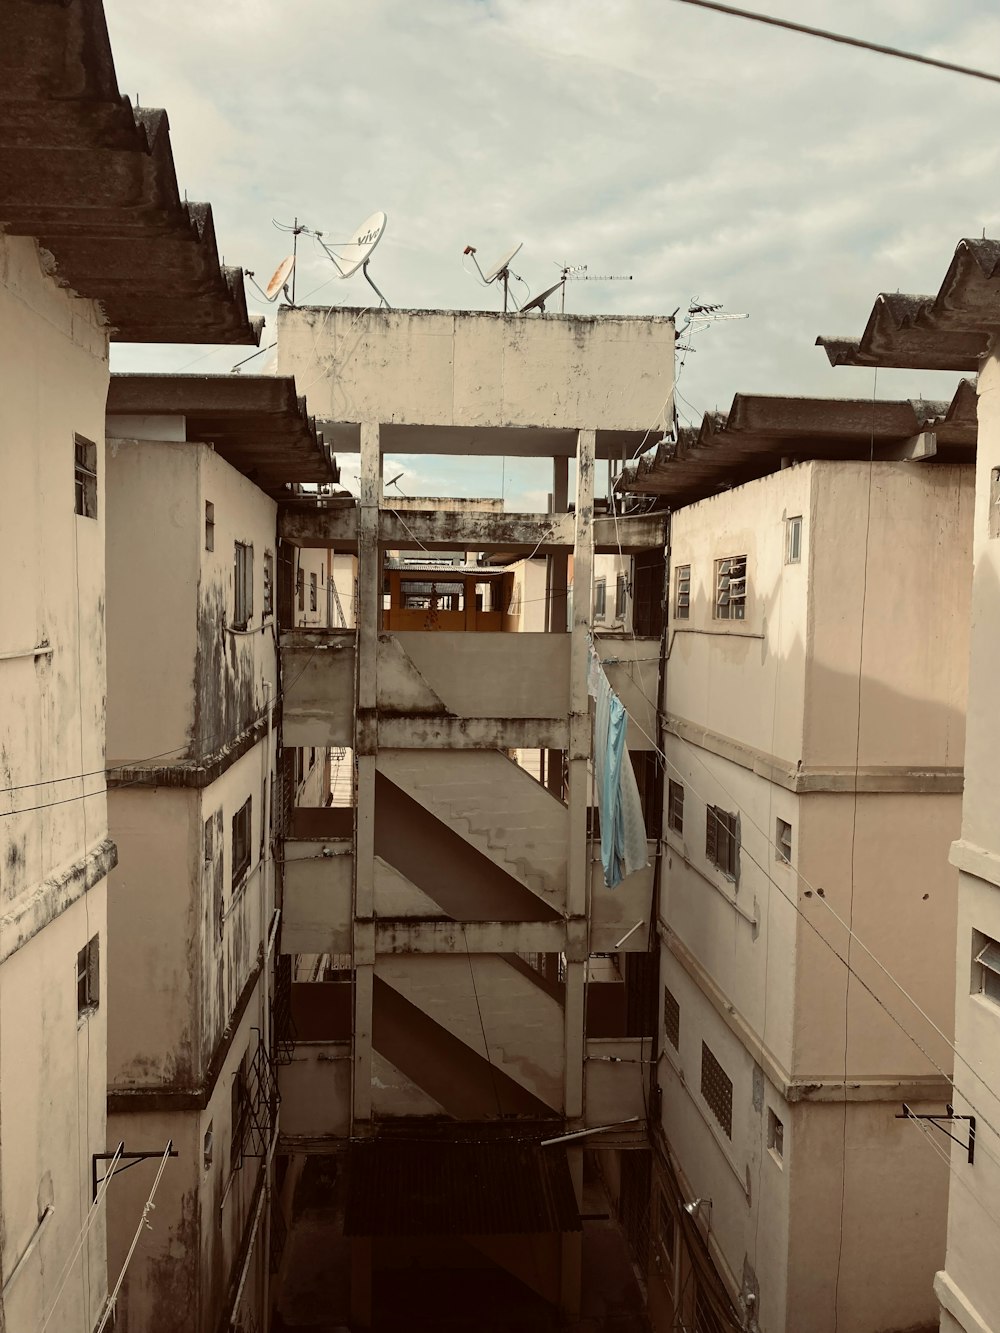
<box><xmin>0</xmin><ymin>3</ymin><xmax>258</xmax><ymax>1328</ymax></box>
<box><xmin>819</xmin><ymin>239</ymin><xmax>1000</xmax><ymax>1333</ymax></box>
<box><xmin>271</xmin><ymin>304</ymin><xmax>673</xmax><ymax>1329</ymax></box>
<box><xmin>101</xmin><ymin>375</ymin><xmax>337</xmax><ymax>1332</ymax></box>
<box><xmin>622</xmin><ymin>388</ymin><xmax>978</xmax><ymax>1332</ymax></box>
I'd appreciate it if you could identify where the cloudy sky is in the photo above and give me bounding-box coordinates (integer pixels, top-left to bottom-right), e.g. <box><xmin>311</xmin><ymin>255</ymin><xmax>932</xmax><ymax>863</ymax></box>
<box><xmin>105</xmin><ymin>0</ymin><xmax>999</xmax><ymax>503</ymax></box>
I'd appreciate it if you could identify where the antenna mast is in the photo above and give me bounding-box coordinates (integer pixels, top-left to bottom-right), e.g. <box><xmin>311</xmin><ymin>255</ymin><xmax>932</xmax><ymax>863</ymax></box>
<box><xmin>556</xmin><ymin>263</ymin><xmax>634</xmax><ymax>313</ymax></box>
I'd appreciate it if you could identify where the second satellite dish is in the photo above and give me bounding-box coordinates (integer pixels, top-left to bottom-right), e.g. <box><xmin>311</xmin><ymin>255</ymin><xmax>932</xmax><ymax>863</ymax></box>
<box><xmin>265</xmin><ymin>255</ymin><xmax>296</xmax><ymax>301</ymax></box>
<box><xmin>310</xmin><ymin>210</ymin><xmax>390</xmax><ymax>308</ymax></box>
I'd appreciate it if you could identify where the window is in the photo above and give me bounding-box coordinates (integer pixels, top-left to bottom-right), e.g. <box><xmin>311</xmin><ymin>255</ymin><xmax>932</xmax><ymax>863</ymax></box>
<box><xmin>706</xmin><ymin>806</ymin><xmax>739</xmax><ymax>879</ymax></box>
<box><xmin>74</xmin><ymin>435</ymin><xmax>97</xmax><ymax>519</ymax></box>
<box><xmin>263</xmin><ymin>552</ymin><xmax>273</xmax><ymax>617</ymax></box>
<box><xmin>667</xmin><ymin>780</ymin><xmax>684</xmax><ymax>835</ymax></box>
<box><xmin>714</xmin><ymin>554</ymin><xmax>746</xmax><ymax>621</ymax></box>
<box><xmin>234</xmin><ymin>542</ymin><xmax>253</xmax><ymax>629</ymax></box>
<box><xmin>974</xmin><ymin>931</ymin><xmax>1000</xmax><ymax>1005</ymax></box>
<box><xmin>663</xmin><ymin>986</ymin><xmax>680</xmax><ymax>1050</ymax></box>
<box><xmin>593</xmin><ymin>578</ymin><xmax>607</xmax><ymax>620</ymax></box>
<box><xmin>205</xmin><ymin>501</ymin><xmax>215</xmax><ymax>551</ymax></box>
<box><xmin>615</xmin><ymin>573</ymin><xmax>628</xmax><ymax>621</ymax></box>
<box><xmin>786</xmin><ymin>515</ymin><xmax>802</xmax><ymax>563</ymax></box>
<box><xmin>991</xmin><ymin>469</ymin><xmax>1000</xmax><ymax>540</ymax></box>
<box><xmin>701</xmin><ymin>1041</ymin><xmax>733</xmax><ymax>1138</ymax></box>
<box><xmin>77</xmin><ymin>935</ymin><xmax>99</xmax><ymax>1015</ymax></box>
<box><xmin>296</xmin><ymin>566</ymin><xmax>305</xmax><ymax>612</ymax></box>
<box><xmin>767</xmin><ymin>1108</ymin><xmax>784</xmax><ymax>1162</ymax></box>
<box><xmin>673</xmin><ymin>564</ymin><xmax>691</xmax><ymax>620</ymax></box>
<box><xmin>309</xmin><ymin>571</ymin><xmax>318</xmax><ymax>613</ymax></box>
<box><xmin>231</xmin><ymin>1048</ymin><xmax>250</xmax><ymax>1171</ymax></box>
<box><xmin>776</xmin><ymin>817</ymin><xmax>793</xmax><ymax>863</ymax></box>
<box><xmin>232</xmin><ymin>797</ymin><xmax>252</xmax><ymax>889</ymax></box>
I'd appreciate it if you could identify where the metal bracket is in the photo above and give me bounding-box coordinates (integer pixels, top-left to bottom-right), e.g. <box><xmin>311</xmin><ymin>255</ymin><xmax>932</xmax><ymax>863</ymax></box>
<box><xmin>92</xmin><ymin>1140</ymin><xmax>177</xmax><ymax>1199</ymax></box>
<box><xmin>896</xmin><ymin>1103</ymin><xmax>976</xmax><ymax>1163</ymax></box>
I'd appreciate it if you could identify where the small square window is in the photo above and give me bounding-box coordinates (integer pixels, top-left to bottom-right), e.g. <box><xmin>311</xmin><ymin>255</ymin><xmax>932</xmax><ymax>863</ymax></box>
<box><xmin>234</xmin><ymin>542</ymin><xmax>253</xmax><ymax>629</ymax></box>
<box><xmin>974</xmin><ymin>931</ymin><xmax>1000</xmax><ymax>1005</ymax></box>
<box><xmin>673</xmin><ymin>564</ymin><xmax>691</xmax><ymax>620</ymax></box>
<box><xmin>263</xmin><ymin>552</ymin><xmax>274</xmax><ymax>618</ymax></box>
<box><xmin>768</xmin><ymin>1108</ymin><xmax>784</xmax><ymax>1162</ymax></box>
<box><xmin>706</xmin><ymin>805</ymin><xmax>739</xmax><ymax>880</ymax></box>
<box><xmin>232</xmin><ymin>797</ymin><xmax>252</xmax><ymax>890</ymax></box>
<box><xmin>786</xmin><ymin>515</ymin><xmax>802</xmax><ymax>564</ymax></box>
<box><xmin>309</xmin><ymin>571</ymin><xmax>318</xmax><ymax>613</ymax></box>
<box><xmin>776</xmin><ymin>818</ymin><xmax>793</xmax><ymax>863</ymax></box>
<box><xmin>74</xmin><ymin>435</ymin><xmax>98</xmax><ymax>519</ymax></box>
<box><xmin>667</xmin><ymin>780</ymin><xmax>684</xmax><ymax>835</ymax></box>
<box><xmin>205</xmin><ymin>501</ymin><xmax>215</xmax><ymax>552</ymax></box>
<box><xmin>77</xmin><ymin>935</ymin><xmax>99</xmax><ymax>1015</ymax></box>
<box><xmin>593</xmin><ymin>578</ymin><xmax>607</xmax><ymax>620</ymax></box>
<box><xmin>663</xmin><ymin>986</ymin><xmax>680</xmax><ymax>1050</ymax></box>
<box><xmin>714</xmin><ymin>555</ymin><xmax>746</xmax><ymax>621</ymax></box>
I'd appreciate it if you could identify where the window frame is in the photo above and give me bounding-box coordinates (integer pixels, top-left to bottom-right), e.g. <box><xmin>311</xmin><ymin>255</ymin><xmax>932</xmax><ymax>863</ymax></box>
<box><xmin>974</xmin><ymin>931</ymin><xmax>1000</xmax><ymax>1006</ymax></box>
<box><xmin>234</xmin><ymin>542</ymin><xmax>254</xmax><ymax>630</ymax></box>
<box><xmin>263</xmin><ymin>551</ymin><xmax>274</xmax><ymax>617</ymax></box>
<box><xmin>205</xmin><ymin>501</ymin><xmax>215</xmax><ymax>552</ymax></box>
<box><xmin>593</xmin><ymin>577</ymin><xmax>607</xmax><ymax>621</ymax></box>
<box><xmin>232</xmin><ymin>796</ymin><xmax>252</xmax><ymax>891</ymax></box>
<box><xmin>786</xmin><ymin>515</ymin><xmax>802</xmax><ymax>564</ymax></box>
<box><xmin>775</xmin><ymin>817</ymin><xmax>793</xmax><ymax>864</ymax></box>
<box><xmin>706</xmin><ymin>805</ymin><xmax>739</xmax><ymax>880</ymax></box>
<box><xmin>309</xmin><ymin>571</ymin><xmax>318</xmax><ymax>613</ymax></box>
<box><xmin>714</xmin><ymin>554</ymin><xmax>747</xmax><ymax>621</ymax></box>
<box><xmin>296</xmin><ymin>566</ymin><xmax>305</xmax><ymax>613</ymax></box>
<box><xmin>767</xmin><ymin>1107</ymin><xmax>785</xmax><ymax>1163</ymax></box>
<box><xmin>77</xmin><ymin>935</ymin><xmax>100</xmax><ymax>1016</ymax></box>
<box><xmin>673</xmin><ymin>563</ymin><xmax>691</xmax><ymax>620</ymax></box>
<box><xmin>74</xmin><ymin>434</ymin><xmax>98</xmax><ymax>519</ymax></box>
<box><xmin>667</xmin><ymin>780</ymin><xmax>685</xmax><ymax>835</ymax></box>
<box><xmin>615</xmin><ymin>573</ymin><xmax>628</xmax><ymax>621</ymax></box>
<box><xmin>663</xmin><ymin>985</ymin><xmax>680</xmax><ymax>1050</ymax></box>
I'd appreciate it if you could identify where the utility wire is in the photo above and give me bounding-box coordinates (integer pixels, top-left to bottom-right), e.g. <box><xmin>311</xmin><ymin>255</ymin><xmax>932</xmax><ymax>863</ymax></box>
<box><xmin>671</xmin><ymin>0</ymin><xmax>1000</xmax><ymax>86</ymax></box>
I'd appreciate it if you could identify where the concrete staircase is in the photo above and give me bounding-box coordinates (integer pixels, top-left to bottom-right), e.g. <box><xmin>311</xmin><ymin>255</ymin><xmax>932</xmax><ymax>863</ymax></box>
<box><xmin>377</xmin><ymin>749</ymin><xmax>568</xmax><ymax>912</ymax></box>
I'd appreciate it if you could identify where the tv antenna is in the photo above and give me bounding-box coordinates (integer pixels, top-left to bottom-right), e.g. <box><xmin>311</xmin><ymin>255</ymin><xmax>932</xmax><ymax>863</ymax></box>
<box><xmin>302</xmin><ymin>210</ymin><xmax>390</xmax><ymax>308</ymax></box>
<box><xmin>556</xmin><ymin>262</ymin><xmax>633</xmax><ymax>313</ymax></box>
<box><xmin>245</xmin><ymin>254</ymin><xmax>296</xmax><ymax>306</ymax></box>
<box><xmin>678</xmin><ymin>298</ymin><xmax>749</xmax><ymax>334</ymax></box>
<box><xmin>463</xmin><ymin>242</ymin><xmax>523</xmax><ymax>312</ymax></box>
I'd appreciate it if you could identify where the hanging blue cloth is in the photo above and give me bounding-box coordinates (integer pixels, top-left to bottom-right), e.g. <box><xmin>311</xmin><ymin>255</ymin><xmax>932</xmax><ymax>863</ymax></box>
<box><xmin>590</xmin><ymin>648</ymin><xmax>649</xmax><ymax>888</ymax></box>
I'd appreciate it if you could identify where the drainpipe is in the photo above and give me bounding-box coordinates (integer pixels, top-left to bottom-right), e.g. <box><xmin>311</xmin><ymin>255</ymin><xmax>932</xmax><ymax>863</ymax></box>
<box><xmin>261</xmin><ymin>676</ymin><xmax>276</xmax><ymax>1326</ymax></box>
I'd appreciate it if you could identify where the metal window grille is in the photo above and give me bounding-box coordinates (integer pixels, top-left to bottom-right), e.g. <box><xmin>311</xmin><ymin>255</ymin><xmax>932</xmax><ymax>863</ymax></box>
<box><xmin>309</xmin><ymin>571</ymin><xmax>317</xmax><ymax>612</ymax></box>
<box><xmin>714</xmin><ymin>555</ymin><xmax>746</xmax><ymax>621</ymax></box>
<box><xmin>77</xmin><ymin>935</ymin><xmax>99</xmax><ymax>1014</ymax></box>
<box><xmin>272</xmin><ymin>954</ymin><xmax>297</xmax><ymax>1065</ymax></box>
<box><xmin>674</xmin><ymin>563</ymin><xmax>691</xmax><ymax>619</ymax></box>
<box><xmin>234</xmin><ymin>542</ymin><xmax>253</xmax><ymax>628</ymax></box>
<box><xmin>655</xmin><ymin>1189</ymin><xmax>677</xmax><ymax>1293</ymax></box>
<box><xmin>668</xmin><ymin>780</ymin><xmax>684</xmax><ymax>834</ymax></box>
<box><xmin>695</xmin><ymin>1282</ymin><xmax>729</xmax><ymax>1333</ymax></box>
<box><xmin>706</xmin><ymin>806</ymin><xmax>739</xmax><ymax>879</ymax></box>
<box><xmin>786</xmin><ymin>515</ymin><xmax>802</xmax><ymax>563</ymax></box>
<box><xmin>701</xmin><ymin>1041</ymin><xmax>733</xmax><ymax>1138</ymax></box>
<box><xmin>232</xmin><ymin>796</ymin><xmax>252</xmax><ymax>889</ymax></box>
<box><xmin>74</xmin><ymin>435</ymin><xmax>97</xmax><ymax>518</ymax></box>
<box><xmin>776</xmin><ymin>817</ymin><xmax>793</xmax><ymax>863</ymax></box>
<box><xmin>663</xmin><ymin>985</ymin><xmax>680</xmax><ymax>1050</ymax></box>
<box><xmin>263</xmin><ymin>551</ymin><xmax>273</xmax><ymax>616</ymax></box>
<box><xmin>296</xmin><ymin>566</ymin><xmax>305</xmax><ymax>612</ymax></box>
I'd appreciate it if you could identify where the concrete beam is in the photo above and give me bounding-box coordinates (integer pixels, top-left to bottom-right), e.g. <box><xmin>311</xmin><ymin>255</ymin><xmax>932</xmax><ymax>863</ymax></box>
<box><xmin>374</xmin><ymin>920</ymin><xmax>568</xmax><ymax>955</ymax></box>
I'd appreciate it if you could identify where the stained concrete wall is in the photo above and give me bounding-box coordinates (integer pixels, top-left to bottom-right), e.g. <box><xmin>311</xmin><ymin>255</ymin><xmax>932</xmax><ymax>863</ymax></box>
<box><xmin>0</xmin><ymin>232</ymin><xmax>111</xmax><ymax>1332</ymax></box>
<box><xmin>277</xmin><ymin>307</ymin><xmax>674</xmax><ymax>433</ymax></box>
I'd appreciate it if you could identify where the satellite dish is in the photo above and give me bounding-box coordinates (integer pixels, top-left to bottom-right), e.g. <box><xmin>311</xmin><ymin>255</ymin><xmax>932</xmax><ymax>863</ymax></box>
<box><xmin>311</xmin><ymin>211</ymin><xmax>390</xmax><ymax>307</ymax></box>
<box><xmin>520</xmin><ymin>279</ymin><xmax>566</xmax><ymax>315</ymax></box>
<box><xmin>484</xmin><ymin>242</ymin><xmax>522</xmax><ymax>285</ymax></box>
<box><xmin>264</xmin><ymin>255</ymin><xmax>295</xmax><ymax>300</ymax></box>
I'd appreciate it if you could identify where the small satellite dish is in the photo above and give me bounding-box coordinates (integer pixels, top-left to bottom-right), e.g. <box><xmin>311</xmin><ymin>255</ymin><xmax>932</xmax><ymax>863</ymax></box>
<box><xmin>464</xmin><ymin>241</ymin><xmax>523</xmax><ymax>311</ymax></box>
<box><xmin>265</xmin><ymin>255</ymin><xmax>295</xmax><ymax>300</ymax></box>
<box><xmin>310</xmin><ymin>211</ymin><xmax>390</xmax><ymax>307</ymax></box>
<box><xmin>520</xmin><ymin>279</ymin><xmax>566</xmax><ymax>316</ymax></box>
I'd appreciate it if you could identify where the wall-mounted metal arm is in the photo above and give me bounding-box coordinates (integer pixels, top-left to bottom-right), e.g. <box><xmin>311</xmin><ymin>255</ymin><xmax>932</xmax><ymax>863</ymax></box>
<box><xmin>896</xmin><ymin>1103</ymin><xmax>976</xmax><ymax>1163</ymax></box>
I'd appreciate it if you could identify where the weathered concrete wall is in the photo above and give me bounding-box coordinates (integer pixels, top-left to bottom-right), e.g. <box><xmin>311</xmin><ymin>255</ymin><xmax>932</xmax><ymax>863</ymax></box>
<box><xmin>282</xmin><ymin>840</ymin><xmax>352</xmax><ymax>955</ymax></box>
<box><xmin>584</xmin><ymin>1037</ymin><xmax>648</xmax><ymax>1126</ymax></box>
<box><xmin>281</xmin><ymin>630</ymin><xmax>355</xmax><ymax>748</ymax></box>
<box><xmin>278</xmin><ymin>1042</ymin><xmax>352</xmax><ymax>1138</ymax></box>
<box><xmin>0</xmin><ymin>231</ymin><xmax>111</xmax><ymax>1332</ymax></box>
<box><xmin>277</xmin><ymin>307</ymin><xmax>674</xmax><ymax>433</ymax></box>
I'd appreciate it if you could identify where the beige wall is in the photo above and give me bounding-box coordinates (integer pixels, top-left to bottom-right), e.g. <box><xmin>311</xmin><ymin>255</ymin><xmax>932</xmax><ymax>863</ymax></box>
<box><xmin>277</xmin><ymin>307</ymin><xmax>674</xmax><ymax>433</ymax></box>
<box><xmin>0</xmin><ymin>232</ymin><xmax>112</xmax><ymax>1331</ymax></box>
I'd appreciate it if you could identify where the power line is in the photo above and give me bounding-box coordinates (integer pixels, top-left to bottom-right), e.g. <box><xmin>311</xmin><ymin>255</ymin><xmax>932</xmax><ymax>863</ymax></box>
<box><xmin>671</xmin><ymin>0</ymin><xmax>1000</xmax><ymax>86</ymax></box>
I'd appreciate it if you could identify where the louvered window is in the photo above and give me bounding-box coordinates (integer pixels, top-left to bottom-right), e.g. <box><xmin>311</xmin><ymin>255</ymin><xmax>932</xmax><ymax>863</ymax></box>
<box><xmin>706</xmin><ymin>805</ymin><xmax>739</xmax><ymax>879</ymax></box>
<box><xmin>714</xmin><ymin>555</ymin><xmax>746</xmax><ymax>621</ymax></box>
<box><xmin>674</xmin><ymin>564</ymin><xmax>691</xmax><ymax>620</ymax></box>
<box><xmin>668</xmin><ymin>780</ymin><xmax>684</xmax><ymax>834</ymax></box>
<box><xmin>701</xmin><ymin>1041</ymin><xmax>733</xmax><ymax>1138</ymax></box>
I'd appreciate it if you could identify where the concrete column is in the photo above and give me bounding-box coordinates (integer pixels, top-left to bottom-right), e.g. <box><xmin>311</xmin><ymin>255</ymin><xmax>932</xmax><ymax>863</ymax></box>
<box><xmin>353</xmin><ymin>421</ymin><xmax>380</xmax><ymax>1128</ymax></box>
<box><xmin>559</xmin><ymin>1145</ymin><xmax>584</xmax><ymax>1318</ymax></box>
<box><xmin>547</xmin><ymin>455</ymin><xmax>570</xmax><ymax>797</ymax></box>
<box><xmin>565</xmin><ymin>430</ymin><xmax>594</xmax><ymax>1126</ymax></box>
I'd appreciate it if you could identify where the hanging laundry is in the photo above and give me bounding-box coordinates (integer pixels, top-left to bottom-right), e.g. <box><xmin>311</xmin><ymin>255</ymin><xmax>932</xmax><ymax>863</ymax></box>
<box><xmin>589</xmin><ymin>647</ymin><xmax>649</xmax><ymax>888</ymax></box>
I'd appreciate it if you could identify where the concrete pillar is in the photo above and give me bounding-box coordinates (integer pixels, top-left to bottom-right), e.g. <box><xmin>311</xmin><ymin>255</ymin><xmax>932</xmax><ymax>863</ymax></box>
<box><xmin>353</xmin><ymin>421</ymin><xmax>380</xmax><ymax>1129</ymax></box>
<box><xmin>547</xmin><ymin>455</ymin><xmax>570</xmax><ymax>797</ymax></box>
<box><xmin>564</xmin><ymin>429</ymin><xmax>594</xmax><ymax>1129</ymax></box>
<box><xmin>559</xmin><ymin>1145</ymin><xmax>584</xmax><ymax>1319</ymax></box>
